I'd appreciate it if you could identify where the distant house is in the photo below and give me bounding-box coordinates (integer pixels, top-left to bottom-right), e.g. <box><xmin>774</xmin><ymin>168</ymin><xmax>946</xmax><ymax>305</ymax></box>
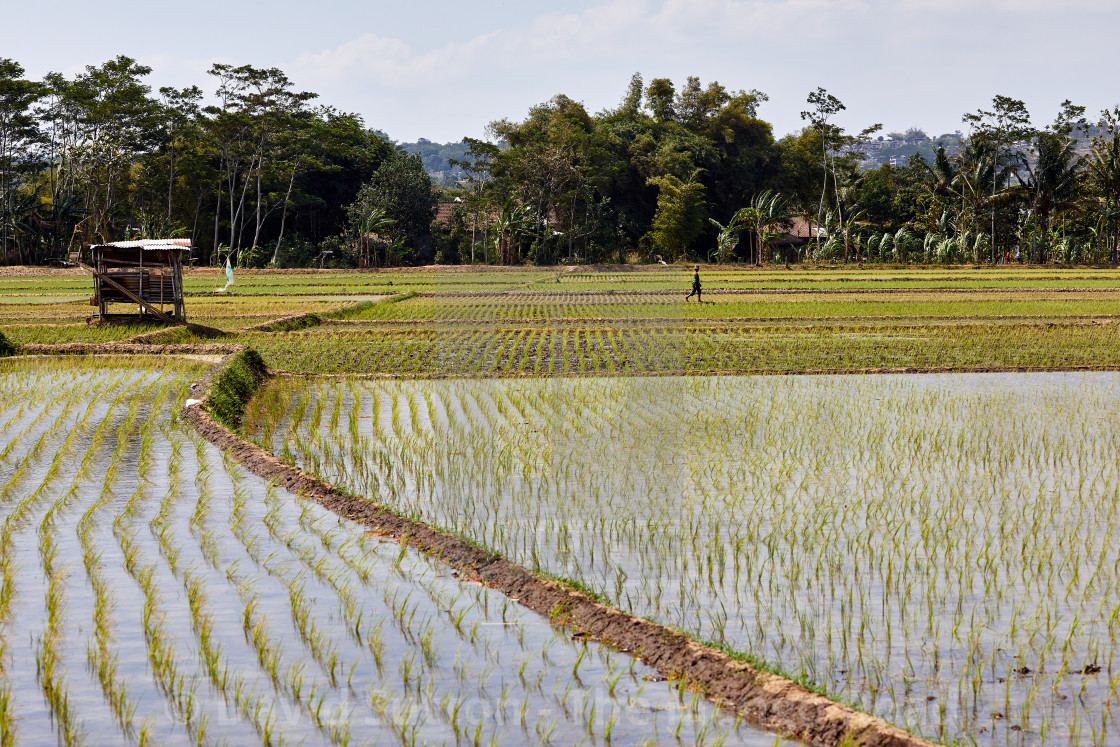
<box><xmin>770</xmin><ymin>217</ymin><xmax>825</xmax><ymax>262</ymax></box>
<box><xmin>434</xmin><ymin>199</ymin><xmax>462</xmax><ymax>229</ymax></box>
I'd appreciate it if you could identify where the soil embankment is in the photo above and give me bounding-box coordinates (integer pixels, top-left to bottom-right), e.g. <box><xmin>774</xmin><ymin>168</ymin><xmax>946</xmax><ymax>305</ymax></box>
<box><xmin>20</xmin><ymin>342</ymin><xmax>244</xmax><ymax>356</ymax></box>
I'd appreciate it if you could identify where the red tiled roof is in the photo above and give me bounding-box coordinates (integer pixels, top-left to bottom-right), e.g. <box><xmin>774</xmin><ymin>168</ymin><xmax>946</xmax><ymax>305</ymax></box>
<box><xmin>785</xmin><ymin>216</ymin><xmax>823</xmax><ymax>239</ymax></box>
<box><xmin>435</xmin><ymin>201</ymin><xmax>458</xmax><ymax>227</ymax></box>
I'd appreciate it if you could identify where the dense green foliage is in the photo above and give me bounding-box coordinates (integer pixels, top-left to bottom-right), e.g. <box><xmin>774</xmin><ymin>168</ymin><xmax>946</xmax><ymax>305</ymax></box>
<box><xmin>441</xmin><ymin>81</ymin><xmax>1120</xmax><ymax>266</ymax></box>
<box><xmin>0</xmin><ymin>331</ymin><xmax>14</xmax><ymax>357</ymax></box>
<box><xmin>206</xmin><ymin>348</ymin><xmax>267</xmax><ymax>428</ymax></box>
<box><xmin>0</xmin><ymin>56</ymin><xmax>392</xmax><ymax>267</ymax></box>
<box><xmin>3</xmin><ymin>54</ymin><xmax>1119</xmax><ymax>266</ymax></box>
<box><xmin>342</xmin><ymin>151</ymin><xmax>437</xmax><ymax>266</ymax></box>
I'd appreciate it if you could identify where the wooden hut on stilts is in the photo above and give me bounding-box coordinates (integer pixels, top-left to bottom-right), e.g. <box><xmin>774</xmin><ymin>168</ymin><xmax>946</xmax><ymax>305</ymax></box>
<box><xmin>85</xmin><ymin>239</ymin><xmax>190</xmax><ymax>323</ymax></box>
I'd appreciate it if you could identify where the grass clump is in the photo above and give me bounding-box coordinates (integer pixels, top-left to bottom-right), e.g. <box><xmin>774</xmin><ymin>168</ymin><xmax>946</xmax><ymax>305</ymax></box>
<box><xmin>267</xmin><ymin>314</ymin><xmax>322</xmax><ymax>332</ymax></box>
<box><xmin>0</xmin><ymin>331</ymin><xmax>14</xmax><ymax>357</ymax></box>
<box><xmin>206</xmin><ymin>349</ymin><xmax>267</xmax><ymax>429</ymax></box>
<box><xmin>329</xmin><ymin>291</ymin><xmax>417</xmax><ymax>321</ymax></box>
<box><xmin>322</xmin><ymin>302</ymin><xmax>372</xmax><ymax>321</ymax></box>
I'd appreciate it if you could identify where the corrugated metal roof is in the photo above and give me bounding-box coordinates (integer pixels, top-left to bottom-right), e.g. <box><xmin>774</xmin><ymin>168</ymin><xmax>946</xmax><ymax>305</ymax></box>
<box><xmin>91</xmin><ymin>239</ymin><xmax>191</xmax><ymax>251</ymax></box>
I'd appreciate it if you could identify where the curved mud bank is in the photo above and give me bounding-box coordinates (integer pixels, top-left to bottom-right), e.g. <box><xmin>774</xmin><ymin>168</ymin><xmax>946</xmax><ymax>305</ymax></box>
<box><xmin>183</xmin><ymin>355</ymin><xmax>937</xmax><ymax>747</ymax></box>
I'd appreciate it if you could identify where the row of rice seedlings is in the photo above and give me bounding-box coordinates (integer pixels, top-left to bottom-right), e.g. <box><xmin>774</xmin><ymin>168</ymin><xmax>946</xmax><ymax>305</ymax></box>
<box><xmin>240</xmin><ymin>317</ymin><xmax>1120</xmax><ymax>376</ymax></box>
<box><xmin>262</xmin><ymin>373</ymin><xmax>1120</xmax><ymax>745</ymax></box>
<box><xmin>111</xmin><ymin>376</ymin><xmax>229</xmax><ymax>743</ymax></box>
<box><xmin>79</xmin><ymin>376</ymin><xmax>178</xmax><ymax>743</ymax></box>
<box><xmin>30</xmin><ymin>384</ymin><xmax>129</xmax><ymax>746</ymax></box>
<box><xmin>206</xmin><ymin>448</ymin><xmax>369</xmax><ymax>742</ymax></box>
<box><xmin>151</xmin><ymin>429</ymin><xmax>265</xmax><ymax>733</ymax></box>
<box><xmin>180</xmin><ymin>435</ymin><xmax>298</xmax><ymax>743</ymax></box>
<box><xmin>0</xmin><ymin>368</ymin><xmax>178</xmax><ymax>744</ymax></box>
<box><xmin>149</xmin><ymin>417</ymin><xmax>308</xmax><ymax>740</ymax></box>
<box><xmin>226</xmin><ymin>462</ymin><xmax>421</xmax><ymax>739</ymax></box>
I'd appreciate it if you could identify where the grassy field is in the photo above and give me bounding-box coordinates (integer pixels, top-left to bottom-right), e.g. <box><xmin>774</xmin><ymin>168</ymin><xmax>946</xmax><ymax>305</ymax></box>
<box><xmin>4</xmin><ymin>264</ymin><xmax>1120</xmax><ymax>375</ymax></box>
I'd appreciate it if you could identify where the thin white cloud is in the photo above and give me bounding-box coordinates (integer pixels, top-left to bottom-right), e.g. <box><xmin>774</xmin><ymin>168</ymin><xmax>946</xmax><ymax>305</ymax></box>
<box><xmin>897</xmin><ymin>0</ymin><xmax>1113</xmax><ymax>11</ymax></box>
<box><xmin>291</xmin><ymin>0</ymin><xmax>651</xmax><ymax>89</ymax></box>
<box><xmin>290</xmin><ymin>0</ymin><xmax>867</xmax><ymax>93</ymax></box>
<box><xmin>166</xmin><ymin>0</ymin><xmax>1116</xmax><ymax>142</ymax></box>
<box><xmin>654</xmin><ymin>0</ymin><xmax>868</xmax><ymax>32</ymax></box>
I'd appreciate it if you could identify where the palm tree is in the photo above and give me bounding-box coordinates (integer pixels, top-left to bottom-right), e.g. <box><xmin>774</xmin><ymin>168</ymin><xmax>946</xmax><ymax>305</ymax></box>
<box><xmin>918</xmin><ymin>140</ymin><xmax>1010</xmax><ymax>262</ymax></box>
<box><xmin>1086</xmin><ymin>126</ymin><xmax>1120</xmax><ymax>263</ymax></box>
<box><xmin>834</xmin><ymin>208</ymin><xmax>866</xmax><ymax>262</ymax></box>
<box><xmin>493</xmin><ymin>200</ymin><xmax>533</xmax><ymax>265</ymax></box>
<box><xmin>1020</xmin><ymin>132</ymin><xmax>1082</xmax><ymax>262</ymax></box>
<box><xmin>354</xmin><ymin>208</ymin><xmax>395</xmax><ymax>267</ymax></box>
<box><xmin>921</xmin><ymin>144</ymin><xmax>960</xmax><ymax>201</ymax></box>
<box><xmin>733</xmin><ymin>191</ymin><xmax>791</xmax><ymax>265</ymax></box>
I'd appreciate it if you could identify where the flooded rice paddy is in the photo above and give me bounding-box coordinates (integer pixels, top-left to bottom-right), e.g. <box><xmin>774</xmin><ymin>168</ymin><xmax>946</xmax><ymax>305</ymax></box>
<box><xmin>0</xmin><ymin>360</ymin><xmax>766</xmax><ymax>745</ymax></box>
<box><xmin>248</xmin><ymin>372</ymin><xmax>1120</xmax><ymax>746</ymax></box>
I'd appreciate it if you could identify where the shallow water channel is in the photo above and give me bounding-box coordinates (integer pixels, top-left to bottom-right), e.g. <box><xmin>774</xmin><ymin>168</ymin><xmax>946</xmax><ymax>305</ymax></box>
<box><xmin>0</xmin><ymin>360</ymin><xmax>779</xmax><ymax>745</ymax></box>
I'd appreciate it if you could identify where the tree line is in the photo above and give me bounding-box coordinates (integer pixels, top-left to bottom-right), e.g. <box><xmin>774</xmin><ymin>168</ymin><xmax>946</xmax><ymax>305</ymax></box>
<box><xmin>2</xmin><ymin>57</ymin><xmax>1119</xmax><ymax>266</ymax></box>
<box><xmin>453</xmin><ymin>78</ymin><xmax>1120</xmax><ymax>266</ymax></box>
<box><xmin>0</xmin><ymin>55</ymin><xmax>405</xmax><ymax>266</ymax></box>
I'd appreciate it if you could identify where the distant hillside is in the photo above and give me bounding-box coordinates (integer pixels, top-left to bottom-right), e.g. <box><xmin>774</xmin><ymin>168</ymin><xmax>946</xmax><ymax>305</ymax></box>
<box><xmin>396</xmin><ymin>138</ymin><xmax>470</xmax><ymax>186</ymax></box>
<box><xmin>853</xmin><ymin>125</ymin><xmax>1102</xmax><ymax>171</ymax></box>
<box><xmin>852</xmin><ymin>129</ymin><xmax>964</xmax><ymax>170</ymax></box>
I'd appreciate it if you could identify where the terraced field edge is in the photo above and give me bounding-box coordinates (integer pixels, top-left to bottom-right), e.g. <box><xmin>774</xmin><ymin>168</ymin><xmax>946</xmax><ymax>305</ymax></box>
<box><xmin>182</xmin><ymin>350</ymin><xmax>938</xmax><ymax>747</ymax></box>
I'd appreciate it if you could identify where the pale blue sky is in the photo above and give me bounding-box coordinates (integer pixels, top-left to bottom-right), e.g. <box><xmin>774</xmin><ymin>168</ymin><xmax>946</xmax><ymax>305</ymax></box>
<box><xmin>3</xmin><ymin>0</ymin><xmax>1115</xmax><ymax>143</ymax></box>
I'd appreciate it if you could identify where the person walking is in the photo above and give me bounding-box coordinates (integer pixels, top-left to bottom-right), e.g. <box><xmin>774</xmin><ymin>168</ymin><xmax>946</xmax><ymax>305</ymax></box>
<box><xmin>685</xmin><ymin>264</ymin><xmax>702</xmax><ymax>303</ymax></box>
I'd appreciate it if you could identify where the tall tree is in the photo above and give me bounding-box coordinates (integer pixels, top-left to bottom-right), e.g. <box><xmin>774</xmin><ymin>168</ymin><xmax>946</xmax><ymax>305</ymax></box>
<box><xmin>0</xmin><ymin>58</ymin><xmax>43</xmax><ymax>263</ymax></box>
<box><xmin>645</xmin><ymin>78</ymin><xmax>676</xmax><ymax>124</ymax></box>
<box><xmin>203</xmin><ymin>63</ymin><xmax>317</xmax><ymax>261</ymax></box>
<box><xmin>1087</xmin><ymin>107</ymin><xmax>1120</xmax><ymax>263</ymax></box>
<box><xmin>158</xmin><ymin>85</ymin><xmax>202</xmax><ymax>226</ymax></box>
<box><xmin>801</xmin><ymin>87</ymin><xmax>845</xmax><ymax>231</ymax></box>
<box><xmin>962</xmin><ymin>95</ymin><xmax>1033</xmax><ymax>262</ymax></box>
<box><xmin>647</xmin><ymin>169</ymin><xmax>706</xmax><ymax>262</ymax></box>
<box><xmin>619</xmin><ymin>72</ymin><xmax>643</xmax><ymax>118</ymax></box>
<box><xmin>70</xmin><ymin>56</ymin><xmax>161</xmax><ymax>242</ymax></box>
<box><xmin>1020</xmin><ymin>101</ymin><xmax>1086</xmax><ymax>261</ymax></box>
<box><xmin>346</xmin><ymin>149</ymin><xmax>436</xmax><ymax>264</ymax></box>
<box><xmin>449</xmin><ymin>137</ymin><xmax>500</xmax><ymax>263</ymax></box>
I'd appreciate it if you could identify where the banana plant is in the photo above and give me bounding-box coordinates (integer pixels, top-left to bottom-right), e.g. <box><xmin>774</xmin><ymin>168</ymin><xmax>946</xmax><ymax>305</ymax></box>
<box><xmin>732</xmin><ymin>190</ymin><xmax>791</xmax><ymax>265</ymax></box>
<box><xmin>707</xmin><ymin>214</ymin><xmax>744</xmax><ymax>264</ymax></box>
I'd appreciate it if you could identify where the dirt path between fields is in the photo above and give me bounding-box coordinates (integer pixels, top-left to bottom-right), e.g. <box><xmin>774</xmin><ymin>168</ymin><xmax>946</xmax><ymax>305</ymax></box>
<box><xmin>319</xmin><ymin>314</ymin><xmax>1120</xmax><ymax>327</ymax></box>
<box><xmin>19</xmin><ymin>342</ymin><xmax>245</xmax><ymax>356</ymax></box>
<box><xmin>180</xmin><ymin>355</ymin><xmax>938</xmax><ymax>747</ymax></box>
<box><xmin>275</xmin><ymin>363</ymin><xmax>1120</xmax><ymax>381</ymax></box>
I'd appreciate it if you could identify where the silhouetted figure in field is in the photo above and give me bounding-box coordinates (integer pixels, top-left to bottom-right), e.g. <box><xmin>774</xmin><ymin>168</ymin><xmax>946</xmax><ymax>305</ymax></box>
<box><xmin>685</xmin><ymin>265</ymin><xmax>702</xmax><ymax>303</ymax></box>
